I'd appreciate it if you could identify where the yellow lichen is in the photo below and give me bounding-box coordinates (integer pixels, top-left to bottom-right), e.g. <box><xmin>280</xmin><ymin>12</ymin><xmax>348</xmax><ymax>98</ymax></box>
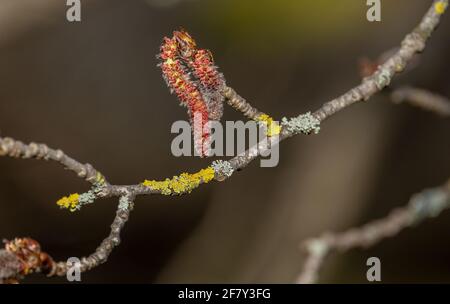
<box><xmin>56</xmin><ymin>193</ymin><xmax>80</xmax><ymax>212</ymax></box>
<box><xmin>142</xmin><ymin>167</ymin><xmax>215</xmax><ymax>195</ymax></box>
<box><xmin>95</xmin><ymin>172</ymin><xmax>106</xmax><ymax>185</ymax></box>
<box><xmin>435</xmin><ymin>1</ymin><xmax>447</xmax><ymax>14</ymax></box>
<box><xmin>256</xmin><ymin>114</ymin><xmax>282</xmax><ymax>136</ymax></box>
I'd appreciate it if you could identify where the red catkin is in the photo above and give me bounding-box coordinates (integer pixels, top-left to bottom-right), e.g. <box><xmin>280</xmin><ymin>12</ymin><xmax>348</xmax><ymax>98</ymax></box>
<box><xmin>159</xmin><ymin>35</ymin><xmax>211</xmax><ymax>156</ymax></box>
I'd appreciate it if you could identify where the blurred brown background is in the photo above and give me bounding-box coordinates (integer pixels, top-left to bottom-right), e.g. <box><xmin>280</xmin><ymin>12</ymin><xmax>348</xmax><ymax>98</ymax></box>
<box><xmin>0</xmin><ymin>0</ymin><xmax>449</xmax><ymax>283</ymax></box>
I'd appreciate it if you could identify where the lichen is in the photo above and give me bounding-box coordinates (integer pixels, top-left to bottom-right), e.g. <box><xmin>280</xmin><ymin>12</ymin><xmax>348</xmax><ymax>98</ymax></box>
<box><xmin>211</xmin><ymin>160</ymin><xmax>234</xmax><ymax>178</ymax></box>
<box><xmin>118</xmin><ymin>195</ymin><xmax>132</xmax><ymax>211</ymax></box>
<box><xmin>78</xmin><ymin>191</ymin><xmax>96</xmax><ymax>206</ymax></box>
<box><xmin>435</xmin><ymin>1</ymin><xmax>447</xmax><ymax>14</ymax></box>
<box><xmin>56</xmin><ymin>178</ymin><xmax>105</xmax><ymax>212</ymax></box>
<box><xmin>142</xmin><ymin>167</ymin><xmax>215</xmax><ymax>195</ymax></box>
<box><xmin>375</xmin><ymin>69</ymin><xmax>392</xmax><ymax>89</ymax></box>
<box><xmin>409</xmin><ymin>188</ymin><xmax>449</xmax><ymax>223</ymax></box>
<box><xmin>56</xmin><ymin>193</ymin><xmax>80</xmax><ymax>212</ymax></box>
<box><xmin>281</xmin><ymin>112</ymin><xmax>321</xmax><ymax>135</ymax></box>
<box><xmin>95</xmin><ymin>172</ymin><xmax>106</xmax><ymax>185</ymax></box>
<box><xmin>256</xmin><ymin>114</ymin><xmax>282</xmax><ymax>137</ymax></box>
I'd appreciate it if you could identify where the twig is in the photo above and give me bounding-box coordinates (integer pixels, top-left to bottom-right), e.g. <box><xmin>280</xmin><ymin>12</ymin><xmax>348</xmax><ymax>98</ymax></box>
<box><xmin>1</xmin><ymin>194</ymin><xmax>135</xmax><ymax>282</ymax></box>
<box><xmin>52</xmin><ymin>193</ymin><xmax>135</xmax><ymax>276</ymax></box>
<box><xmin>0</xmin><ymin>250</ymin><xmax>21</xmax><ymax>284</ymax></box>
<box><xmin>222</xmin><ymin>86</ymin><xmax>263</xmax><ymax>120</ymax></box>
<box><xmin>391</xmin><ymin>86</ymin><xmax>450</xmax><ymax>116</ymax></box>
<box><xmin>296</xmin><ymin>179</ymin><xmax>450</xmax><ymax>284</ymax></box>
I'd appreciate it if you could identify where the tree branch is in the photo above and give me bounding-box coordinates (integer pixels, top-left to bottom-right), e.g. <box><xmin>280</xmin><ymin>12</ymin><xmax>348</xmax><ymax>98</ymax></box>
<box><xmin>391</xmin><ymin>86</ymin><xmax>450</xmax><ymax>116</ymax></box>
<box><xmin>0</xmin><ymin>0</ymin><xmax>448</xmax><ymax>283</ymax></box>
<box><xmin>0</xmin><ymin>250</ymin><xmax>21</xmax><ymax>284</ymax></box>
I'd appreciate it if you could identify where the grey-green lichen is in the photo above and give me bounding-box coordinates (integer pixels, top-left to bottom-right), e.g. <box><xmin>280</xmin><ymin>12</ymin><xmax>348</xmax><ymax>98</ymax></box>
<box><xmin>375</xmin><ymin>69</ymin><xmax>393</xmax><ymax>89</ymax></box>
<box><xmin>281</xmin><ymin>112</ymin><xmax>321</xmax><ymax>135</ymax></box>
<box><xmin>409</xmin><ymin>188</ymin><xmax>450</xmax><ymax>223</ymax></box>
<box><xmin>78</xmin><ymin>181</ymin><xmax>107</xmax><ymax>209</ymax></box>
<box><xmin>78</xmin><ymin>190</ymin><xmax>96</xmax><ymax>207</ymax></box>
<box><xmin>211</xmin><ymin>160</ymin><xmax>234</xmax><ymax>179</ymax></box>
<box><xmin>118</xmin><ymin>195</ymin><xmax>132</xmax><ymax>211</ymax></box>
<box><xmin>56</xmin><ymin>181</ymin><xmax>107</xmax><ymax>212</ymax></box>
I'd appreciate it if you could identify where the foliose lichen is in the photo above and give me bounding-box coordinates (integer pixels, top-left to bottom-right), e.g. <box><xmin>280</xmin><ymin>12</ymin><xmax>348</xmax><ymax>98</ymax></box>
<box><xmin>281</xmin><ymin>112</ymin><xmax>321</xmax><ymax>135</ymax></box>
<box><xmin>211</xmin><ymin>160</ymin><xmax>234</xmax><ymax>178</ymax></box>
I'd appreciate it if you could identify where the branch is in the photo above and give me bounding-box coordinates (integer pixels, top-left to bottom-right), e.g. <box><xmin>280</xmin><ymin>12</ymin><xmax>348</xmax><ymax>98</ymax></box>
<box><xmin>53</xmin><ymin>194</ymin><xmax>135</xmax><ymax>275</ymax></box>
<box><xmin>391</xmin><ymin>86</ymin><xmax>450</xmax><ymax>116</ymax></box>
<box><xmin>296</xmin><ymin>179</ymin><xmax>450</xmax><ymax>284</ymax></box>
<box><xmin>0</xmin><ymin>0</ymin><xmax>448</xmax><ymax>282</ymax></box>
<box><xmin>0</xmin><ymin>250</ymin><xmax>21</xmax><ymax>284</ymax></box>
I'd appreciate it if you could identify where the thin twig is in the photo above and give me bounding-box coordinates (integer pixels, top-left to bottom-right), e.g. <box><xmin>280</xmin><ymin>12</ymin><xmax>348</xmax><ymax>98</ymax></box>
<box><xmin>391</xmin><ymin>86</ymin><xmax>450</xmax><ymax>116</ymax></box>
<box><xmin>0</xmin><ymin>250</ymin><xmax>21</xmax><ymax>284</ymax></box>
<box><xmin>52</xmin><ymin>194</ymin><xmax>135</xmax><ymax>276</ymax></box>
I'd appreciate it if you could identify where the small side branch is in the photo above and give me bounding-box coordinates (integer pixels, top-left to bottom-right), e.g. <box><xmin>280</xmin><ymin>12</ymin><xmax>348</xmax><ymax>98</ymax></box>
<box><xmin>391</xmin><ymin>87</ymin><xmax>450</xmax><ymax>117</ymax></box>
<box><xmin>222</xmin><ymin>86</ymin><xmax>263</xmax><ymax>120</ymax></box>
<box><xmin>0</xmin><ymin>194</ymin><xmax>134</xmax><ymax>283</ymax></box>
<box><xmin>53</xmin><ymin>194</ymin><xmax>135</xmax><ymax>277</ymax></box>
<box><xmin>0</xmin><ymin>137</ymin><xmax>105</xmax><ymax>187</ymax></box>
<box><xmin>0</xmin><ymin>250</ymin><xmax>21</xmax><ymax>284</ymax></box>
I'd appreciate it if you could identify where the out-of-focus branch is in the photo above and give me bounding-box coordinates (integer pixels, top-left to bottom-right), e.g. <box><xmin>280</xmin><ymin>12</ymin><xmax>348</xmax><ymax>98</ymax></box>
<box><xmin>0</xmin><ymin>0</ymin><xmax>60</xmax><ymax>46</ymax></box>
<box><xmin>297</xmin><ymin>179</ymin><xmax>450</xmax><ymax>284</ymax></box>
<box><xmin>391</xmin><ymin>87</ymin><xmax>450</xmax><ymax>117</ymax></box>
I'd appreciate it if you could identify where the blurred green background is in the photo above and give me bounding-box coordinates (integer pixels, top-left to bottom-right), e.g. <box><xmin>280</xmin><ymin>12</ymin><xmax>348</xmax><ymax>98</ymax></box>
<box><xmin>0</xmin><ymin>0</ymin><xmax>449</xmax><ymax>283</ymax></box>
